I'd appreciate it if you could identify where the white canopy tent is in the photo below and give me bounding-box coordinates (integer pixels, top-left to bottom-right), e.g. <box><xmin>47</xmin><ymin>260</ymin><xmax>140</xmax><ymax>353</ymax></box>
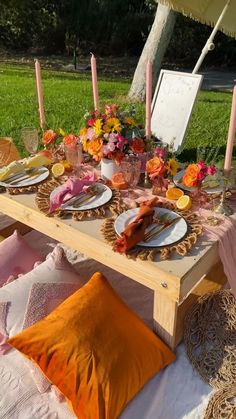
<box><xmin>157</xmin><ymin>0</ymin><xmax>236</xmax><ymax>72</ymax></box>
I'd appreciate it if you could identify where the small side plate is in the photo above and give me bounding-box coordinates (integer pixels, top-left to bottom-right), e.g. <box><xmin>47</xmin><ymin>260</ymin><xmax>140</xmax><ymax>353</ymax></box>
<box><xmin>173</xmin><ymin>169</ymin><xmax>223</xmax><ymax>194</ymax></box>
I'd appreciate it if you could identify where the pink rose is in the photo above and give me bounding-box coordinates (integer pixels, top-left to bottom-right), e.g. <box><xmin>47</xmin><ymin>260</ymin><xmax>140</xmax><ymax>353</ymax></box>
<box><xmin>207</xmin><ymin>165</ymin><xmax>217</xmax><ymax>176</ymax></box>
<box><xmin>197</xmin><ymin>171</ymin><xmax>205</xmax><ymax>181</ymax></box>
<box><xmin>154</xmin><ymin>147</ymin><xmax>165</xmax><ymax>159</ymax></box>
<box><xmin>87</xmin><ymin>118</ymin><xmax>95</xmax><ymax>127</ymax></box>
<box><xmin>198</xmin><ymin>160</ymin><xmax>207</xmax><ymax>174</ymax></box>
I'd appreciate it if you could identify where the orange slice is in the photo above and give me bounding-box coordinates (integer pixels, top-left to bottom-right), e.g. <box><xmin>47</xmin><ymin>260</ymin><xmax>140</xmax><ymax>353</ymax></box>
<box><xmin>61</xmin><ymin>160</ymin><xmax>73</xmax><ymax>172</ymax></box>
<box><xmin>111</xmin><ymin>172</ymin><xmax>127</xmax><ymax>190</ymax></box>
<box><xmin>51</xmin><ymin>163</ymin><xmax>65</xmax><ymax>177</ymax></box>
<box><xmin>176</xmin><ymin>195</ymin><xmax>192</xmax><ymax>211</ymax></box>
<box><xmin>166</xmin><ymin>187</ymin><xmax>184</xmax><ymax>200</ymax></box>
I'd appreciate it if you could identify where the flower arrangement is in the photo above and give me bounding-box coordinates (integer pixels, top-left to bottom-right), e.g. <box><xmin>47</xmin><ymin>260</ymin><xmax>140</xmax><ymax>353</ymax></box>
<box><xmin>182</xmin><ymin>161</ymin><xmax>217</xmax><ymax>188</ymax></box>
<box><xmin>146</xmin><ymin>147</ymin><xmax>179</xmax><ymax>180</ymax></box>
<box><xmin>79</xmin><ymin>104</ymin><xmax>152</xmax><ymax>163</ymax></box>
<box><xmin>41</xmin><ymin>129</ymin><xmax>81</xmax><ymax>162</ymax></box>
<box><xmin>42</xmin><ymin>129</ymin><xmax>80</xmax><ymax>148</ymax></box>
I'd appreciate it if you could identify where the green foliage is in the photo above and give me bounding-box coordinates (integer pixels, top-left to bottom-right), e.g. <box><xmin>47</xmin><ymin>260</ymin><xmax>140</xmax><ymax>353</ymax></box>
<box><xmin>1</xmin><ymin>0</ymin><xmax>236</xmax><ymax>67</ymax></box>
<box><xmin>166</xmin><ymin>14</ymin><xmax>236</xmax><ymax>68</ymax></box>
<box><xmin>0</xmin><ymin>63</ymin><xmax>234</xmax><ymax>163</ymax></box>
<box><xmin>0</xmin><ymin>0</ymin><xmax>154</xmax><ymax>55</ymax></box>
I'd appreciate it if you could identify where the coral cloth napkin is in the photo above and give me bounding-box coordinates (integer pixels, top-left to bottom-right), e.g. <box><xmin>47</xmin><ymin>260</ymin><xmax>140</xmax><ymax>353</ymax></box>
<box><xmin>49</xmin><ymin>173</ymin><xmax>97</xmax><ymax>213</ymax></box>
<box><xmin>114</xmin><ymin>197</ymin><xmax>158</xmax><ymax>253</ymax></box>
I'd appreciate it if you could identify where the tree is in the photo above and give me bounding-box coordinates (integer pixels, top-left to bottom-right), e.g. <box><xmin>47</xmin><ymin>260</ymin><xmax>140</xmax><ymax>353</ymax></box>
<box><xmin>128</xmin><ymin>2</ymin><xmax>176</xmax><ymax>101</ymax></box>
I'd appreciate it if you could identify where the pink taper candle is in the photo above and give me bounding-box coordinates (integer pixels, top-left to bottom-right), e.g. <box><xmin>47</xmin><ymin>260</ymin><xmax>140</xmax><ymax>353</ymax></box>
<box><xmin>224</xmin><ymin>85</ymin><xmax>236</xmax><ymax>172</ymax></box>
<box><xmin>35</xmin><ymin>59</ymin><xmax>46</xmax><ymax>130</ymax></box>
<box><xmin>91</xmin><ymin>54</ymin><xmax>99</xmax><ymax>111</ymax></box>
<box><xmin>145</xmin><ymin>59</ymin><xmax>152</xmax><ymax>140</ymax></box>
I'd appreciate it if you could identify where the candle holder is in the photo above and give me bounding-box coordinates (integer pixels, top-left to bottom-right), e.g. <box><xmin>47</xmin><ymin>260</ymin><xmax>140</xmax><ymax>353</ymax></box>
<box><xmin>139</xmin><ymin>171</ymin><xmax>152</xmax><ymax>189</ymax></box>
<box><xmin>214</xmin><ymin>170</ymin><xmax>233</xmax><ymax>216</ymax></box>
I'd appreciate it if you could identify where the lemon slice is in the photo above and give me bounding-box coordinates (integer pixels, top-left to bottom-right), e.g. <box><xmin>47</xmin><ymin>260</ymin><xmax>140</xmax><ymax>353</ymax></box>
<box><xmin>52</xmin><ymin>163</ymin><xmax>65</xmax><ymax>177</ymax></box>
<box><xmin>166</xmin><ymin>187</ymin><xmax>184</xmax><ymax>200</ymax></box>
<box><xmin>176</xmin><ymin>195</ymin><xmax>192</xmax><ymax>211</ymax></box>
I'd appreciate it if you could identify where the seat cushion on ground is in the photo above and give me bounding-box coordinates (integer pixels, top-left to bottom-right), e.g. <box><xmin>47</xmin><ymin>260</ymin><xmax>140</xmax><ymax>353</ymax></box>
<box><xmin>9</xmin><ymin>271</ymin><xmax>176</xmax><ymax>419</ymax></box>
<box><xmin>0</xmin><ymin>230</ymin><xmax>43</xmax><ymax>286</ymax></box>
<box><xmin>0</xmin><ymin>245</ymin><xmax>84</xmax><ymax>393</ymax></box>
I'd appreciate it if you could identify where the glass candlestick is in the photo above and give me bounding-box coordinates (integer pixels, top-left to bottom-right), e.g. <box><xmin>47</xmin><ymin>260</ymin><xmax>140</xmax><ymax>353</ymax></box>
<box><xmin>214</xmin><ymin>170</ymin><xmax>233</xmax><ymax>216</ymax></box>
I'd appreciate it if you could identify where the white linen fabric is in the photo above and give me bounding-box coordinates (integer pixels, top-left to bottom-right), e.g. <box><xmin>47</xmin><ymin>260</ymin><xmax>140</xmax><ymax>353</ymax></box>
<box><xmin>0</xmin><ymin>222</ymin><xmax>213</xmax><ymax>419</ymax></box>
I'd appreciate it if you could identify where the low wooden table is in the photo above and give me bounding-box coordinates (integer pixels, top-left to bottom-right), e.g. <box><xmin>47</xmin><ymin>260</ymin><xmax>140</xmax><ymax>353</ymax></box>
<box><xmin>0</xmin><ymin>191</ymin><xmax>227</xmax><ymax>349</ymax></box>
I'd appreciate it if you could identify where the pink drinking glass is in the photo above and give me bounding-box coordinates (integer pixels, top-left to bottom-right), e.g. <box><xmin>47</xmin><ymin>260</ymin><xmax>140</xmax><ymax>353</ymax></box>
<box><xmin>64</xmin><ymin>143</ymin><xmax>83</xmax><ymax>175</ymax></box>
<box><xmin>120</xmin><ymin>155</ymin><xmax>141</xmax><ymax>198</ymax></box>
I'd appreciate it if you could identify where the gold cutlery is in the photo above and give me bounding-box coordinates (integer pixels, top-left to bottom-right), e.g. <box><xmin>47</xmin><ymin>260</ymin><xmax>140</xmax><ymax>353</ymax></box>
<box><xmin>59</xmin><ymin>186</ymin><xmax>103</xmax><ymax>209</ymax></box>
<box><xmin>144</xmin><ymin>217</ymin><xmax>181</xmax><ymax>242</ymax></box>
<box><xmin>4</xmin><ymin>168</ymin><xmax>39</xmax><ymax>183</ymax></box>
<box><xmin>7</xmin><ymin>170</ymin><xmax>41</xmax><ymax>185</ymax></box>
<box><xmin>73</xmin><ymin>189</ymin><xmax>103</xmax><ymax>208</ymax></box>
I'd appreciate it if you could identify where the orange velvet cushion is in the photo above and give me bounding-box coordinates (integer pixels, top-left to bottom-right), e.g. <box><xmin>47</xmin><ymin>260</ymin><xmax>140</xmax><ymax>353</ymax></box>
<box><xmin>9</xmin><ymin>272</ymin><xmax>176</xmax><ymax>419</ymax></box>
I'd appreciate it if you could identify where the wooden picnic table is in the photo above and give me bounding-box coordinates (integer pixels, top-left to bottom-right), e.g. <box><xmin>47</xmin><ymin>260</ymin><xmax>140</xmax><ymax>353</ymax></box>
<box><xmin>0</xmin><ymin>191</ymin><xmax>227</xmax><ymax>349</ymax></box>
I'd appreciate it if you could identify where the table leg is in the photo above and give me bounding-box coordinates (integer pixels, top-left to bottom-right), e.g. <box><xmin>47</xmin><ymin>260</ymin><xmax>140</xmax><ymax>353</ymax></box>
<box><xmin>153</xmin><ymin>262</ymin><xmax>227</xmax><ymax>350</ymax></box>
<box><xmin>153</xmin><ymin>291</ymin><xmax>178</xmax><ymax>350</ymax></box>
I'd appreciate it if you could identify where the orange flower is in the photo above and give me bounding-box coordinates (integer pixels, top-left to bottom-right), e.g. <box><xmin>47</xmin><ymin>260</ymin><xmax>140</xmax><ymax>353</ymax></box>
<box><xmin>182</xmin><ymin>163</ymin><xmax>200</xmax><ymax>187</ymax></box>
<box><xmin>146</xmin><ymin>157</ymin><xmax>166</xmax><ymax>177</ymax></box>
<box><xmin>42</xmin><ymin>130</ymin><xmax>58</xmax><ymax>145</ymax></box>
<box><xmin>131</xmin><ymin>138</ymin><xmax>145</xmax><ymax>154</ymax></box>
<box><xmin>87</xmin><ymin>138</ymin><xmax>103</xmax><ymax>160</ymax></box>
<box><xmin>63</xmin><ymin>134</ymin><xmax>78</xmax><ymax>147</ymax></box>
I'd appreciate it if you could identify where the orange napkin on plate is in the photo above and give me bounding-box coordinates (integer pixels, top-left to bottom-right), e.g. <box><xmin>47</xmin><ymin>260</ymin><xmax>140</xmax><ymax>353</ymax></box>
<box><xmin>113</xmin><ymin>197</ymin><xmax>158</xmax><ymax>253</ymax></box>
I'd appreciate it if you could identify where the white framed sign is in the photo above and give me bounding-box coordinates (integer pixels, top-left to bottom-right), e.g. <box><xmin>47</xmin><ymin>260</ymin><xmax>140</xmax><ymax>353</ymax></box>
<box><xmin>151</xmin><ymin>70</ymin><xmax>203</xmax><ymax>152</ymax></box>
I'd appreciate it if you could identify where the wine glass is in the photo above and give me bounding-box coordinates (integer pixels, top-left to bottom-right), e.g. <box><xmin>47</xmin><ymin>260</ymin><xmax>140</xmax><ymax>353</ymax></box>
<box><xmin>120</xmin><ymin>155</ymin><xmax>141</xmax><ymax>198</ymax></box>
<box><xmin>197</xmin><ymin>145</ymin><xmax>221</xmax><ymax>165</ymax></box>
<box><xmin>21</xmin><ymin>128</ymin><xmax>38</xmax><ymax>155</ymax></box>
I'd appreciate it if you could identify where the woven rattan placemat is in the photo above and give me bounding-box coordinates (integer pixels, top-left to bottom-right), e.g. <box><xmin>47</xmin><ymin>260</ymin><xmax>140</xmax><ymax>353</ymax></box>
<box><xmin>101</xmin><ymin>201</ymin><xmax>202</xmax><ymax>261</ymax></box>
<box><xmin>184</xmin><ymin>289</ymin><xmax>236</xmax><ymax>390</ymax></box>
<box><xmin>36</xmin><ymin>178</ymin><xmax>126</xmax><ymax>220</ymax></box>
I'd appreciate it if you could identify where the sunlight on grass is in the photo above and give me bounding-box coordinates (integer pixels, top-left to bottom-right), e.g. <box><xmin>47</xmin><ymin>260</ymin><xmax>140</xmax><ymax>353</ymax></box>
<box><xmin>0</xmin><ymin>64</ymin><xmax>233</xmax><ymax>161</ymax></box>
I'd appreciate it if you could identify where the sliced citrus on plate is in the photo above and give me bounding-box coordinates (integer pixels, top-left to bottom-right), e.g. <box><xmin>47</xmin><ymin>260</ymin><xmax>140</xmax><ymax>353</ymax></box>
<box><xmin>51</xmin><ymin>163</ymin><xmax>65</xmax><ymax>177</ymax></box>
<box><xmin>176</xmin><ymin>195</ymin><xmax>192</xmax><ymax>211</ymax></box>
<box><xmin>111</xmin><ymin>172</ymin><xmax>127</xmax><ymax>190</ymax></box>
<box><xmin>166</xmin><ymin>187</ymin><xmax>184</xmax><ymax>200</ymax></box>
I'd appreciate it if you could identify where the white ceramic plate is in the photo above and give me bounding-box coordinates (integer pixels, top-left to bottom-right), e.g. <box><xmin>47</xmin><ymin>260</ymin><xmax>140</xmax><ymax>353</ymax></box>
<box><xmin>114</xmin><ymin>207</ymin><xmax>188</xmax><ymax>248</ymax></box>
<box><xmin>60</xmin><ymin>183</ymin><xmax>112</xmax><ymax>211</ymax></box>
<box><xmin>173</xmin><ymin>169</ymin><xmax>223</xmax><ymax>194</ymax></box>
<box><xmin>0</xmin><ymin>167</ymin><xmax>49</xmax><ymax>188</ymax></box>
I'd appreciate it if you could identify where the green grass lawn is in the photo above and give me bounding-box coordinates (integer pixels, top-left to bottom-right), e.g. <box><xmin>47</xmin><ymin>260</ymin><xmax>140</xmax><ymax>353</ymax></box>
<box><xmin>0</xmin><ymin>63</ymin><xmax>234</xmax><ymax>164</ymax></box>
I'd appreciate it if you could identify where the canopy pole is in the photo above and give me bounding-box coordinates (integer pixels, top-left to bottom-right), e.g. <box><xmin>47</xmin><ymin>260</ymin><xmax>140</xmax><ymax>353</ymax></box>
<box><xmin>192</xmin><ymin>0</ymin><xmax>231</xmax><ymax>74</ymax></box>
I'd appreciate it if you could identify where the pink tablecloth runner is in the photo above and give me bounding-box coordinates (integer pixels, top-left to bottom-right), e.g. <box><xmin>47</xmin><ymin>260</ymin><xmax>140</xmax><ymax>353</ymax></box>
<box><xmin>200</xmin><ymin>201</ymin><xmax>236</xmax><ymax>298</ymax></box>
